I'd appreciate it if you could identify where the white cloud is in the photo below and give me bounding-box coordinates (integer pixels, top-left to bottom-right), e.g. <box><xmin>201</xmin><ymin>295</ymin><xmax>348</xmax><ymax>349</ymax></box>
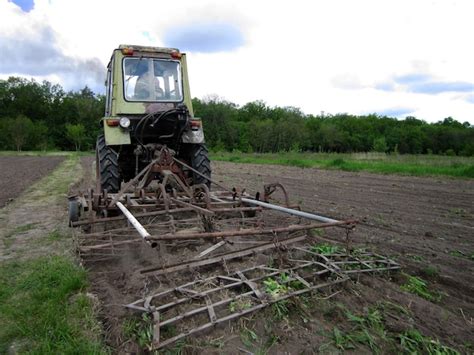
<box><xmin>0</xmin><ymin>0</ymin><xmax>473</xmax><ymax>123</ymax></box>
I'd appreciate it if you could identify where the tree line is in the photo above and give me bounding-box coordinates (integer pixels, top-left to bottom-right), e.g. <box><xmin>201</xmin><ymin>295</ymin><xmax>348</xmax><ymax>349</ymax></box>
<box><xmin>0</xmin><ymin>77</ymin><xmax>473</xmax><ymax>156</ymax></box>
<box><xmin>193</xmin><ymin>97</ymin><xmax>474</xmax><ymax>156</ymax></box>
<box><xmin>0</xmin><ymin>77</ymin><xmax>104</xmax><ymax>151</ymax></box>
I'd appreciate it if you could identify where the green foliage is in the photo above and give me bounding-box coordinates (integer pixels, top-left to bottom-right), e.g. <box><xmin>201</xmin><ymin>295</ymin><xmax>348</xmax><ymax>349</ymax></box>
<box><xmin>66</xmin><ymin>123</ymin><xmax>86</xmax><ymax>151</ymax></box>
<box><xmin>422</xmin><ymin>266</ymin><xmax>440</xmax><ymax>278</ymax></box>
<box><xmin>373</xmin><ymin>136</ymin><xmax>388</xmax><ymax>152</ymax></box>
<box><xmin>329</xmin><ymin>327</ymin><xmax>356</xmax><ymax>350</ymax></box>
<box><xmin>122</xmin><ymin>314</ymin><xmax>154</xmax><ymax>349</ymax></box>
<box><xmin>193</xmin><ymin>97</ymin><xmax>474</xmax><ymax>157</ymax></box>
<box><xmin>211</xmin><ymin>151</ymin><xmax>474</xmax><ymax>178</ymax></box>
<box><xmin>449</xmin><ymin>249</ymin><xmax>474</xmax><ymax>260</ymax></box>
<box><xmin>0</xmin><ymin>256</ymin><xmax>105</xmax><ymax>353</ymax></box>
<box><xmin>263</xmin><ymin>278</ymin><xmax>289</xmax><ymax>299</ymax></box>
<box><xmin>2</xmin><ymin>77</ymin><xmax>473</xmax><ymax>156</ymax></box>
<box><xmin>263</xmin><ymin>273</ymin><xmax>307</xmax><ymax>320</ymax></box>
<box><xmin>0</xmin><ymin>77</ymin><xmax>103</xmax><ymax>151</ymax></box>
<box><xmin>398</xmin><ymin>329</ymin><xmax>459</xmax><ymax>354</ymax></box>
<box><xmin>229</xmin><ymin>298</ymin><xmax>253</xmax><ymax>313</ymax></box>
<box><xmin>321</xmin><ymin>302</ymin><xmax>459</xmax><ymax>354</ymax></box>
<box><xmin>310</xmin><ymin>243</ymin><xmax>343</xmax><ymax>255</ymax></box>
<box><xmin>401</xmin><ymin>275</ymin><xmax>441</xmax><ymax>301</ymax></box>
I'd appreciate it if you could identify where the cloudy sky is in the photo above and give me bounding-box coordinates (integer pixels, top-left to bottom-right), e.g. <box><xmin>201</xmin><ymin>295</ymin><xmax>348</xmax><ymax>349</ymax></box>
<box><xmin>1</xmin><ymin>0</ymin><xmax>473</xmax><ymax>123</ymax></box>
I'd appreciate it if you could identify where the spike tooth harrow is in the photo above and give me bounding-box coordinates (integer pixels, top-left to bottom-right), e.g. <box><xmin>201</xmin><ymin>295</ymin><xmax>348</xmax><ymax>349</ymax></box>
<box><xmin>69</xmin><ymin>148</ymin><xmax>400</xmax><ymax>350</ymax></box>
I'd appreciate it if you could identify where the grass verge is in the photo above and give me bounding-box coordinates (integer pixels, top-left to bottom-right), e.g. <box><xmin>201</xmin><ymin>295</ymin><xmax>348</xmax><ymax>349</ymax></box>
<box><xmin>211</xmin><ymin>152</ymin><xmax>474</xmax><ymax>178</ymax></box>
<box><xmin>0</xmin><ymin>150</ymin><xmax>94</xmax><ymax>157</ymax></box>
<box><xmin>0</xmin><ymin>255</ymin><xmax>106</xmax><ymax>354</ymax></box>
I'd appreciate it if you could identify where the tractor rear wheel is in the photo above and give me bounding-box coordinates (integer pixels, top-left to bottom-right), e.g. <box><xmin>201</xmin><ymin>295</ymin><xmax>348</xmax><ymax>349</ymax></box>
<box><xmin>190</xmin><ymin>144</ymin><xmax>211</xmax><ymax>188</ymax></box>
<box><xmin>96</xmin><ymin>135</ymin><xmax>121</xmax><ymax>193</ymax></box>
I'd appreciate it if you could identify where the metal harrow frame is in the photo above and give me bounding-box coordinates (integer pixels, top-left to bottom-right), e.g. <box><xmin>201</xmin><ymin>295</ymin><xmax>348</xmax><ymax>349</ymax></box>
<box><xmin>126</xmin><ymin>246</ymin><xmax>399</xmax><ymax>350</ymax></box>
<box><xmin>69</xmin><ymin>147</ymin><xmax>400</xmax><ymax>351</ymax></box>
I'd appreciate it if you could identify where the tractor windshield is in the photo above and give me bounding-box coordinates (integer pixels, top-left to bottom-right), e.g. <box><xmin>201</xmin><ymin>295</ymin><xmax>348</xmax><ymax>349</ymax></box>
<box><xmin>123</xmin><ymin>57</ymin><xmax>183</xmax><ymax>102</ymax></box>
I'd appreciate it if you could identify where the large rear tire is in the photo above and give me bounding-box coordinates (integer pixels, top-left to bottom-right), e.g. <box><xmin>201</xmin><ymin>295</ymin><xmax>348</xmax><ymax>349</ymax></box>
<box><xmin>96</xmin><ymin>135</ymin><xmax>121</xmax><ymax>193</ymax></box>
<box><xmin>190</xmin><ymin>144</ymin><xmax>211</xmax><ymax>188</ymax></box>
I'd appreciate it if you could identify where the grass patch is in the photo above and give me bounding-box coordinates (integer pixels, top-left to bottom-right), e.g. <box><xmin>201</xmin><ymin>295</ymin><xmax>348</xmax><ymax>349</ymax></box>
<box><xmin>0</xmin><ymin>256</ymin><xmax>105</xmax><ymax>353</ymax></box>
<box><xmin>0</xmin><ymin>150</ymin><xmax>94</xmax><ymax>157</ymax></box>
<box><xmin>4</xmin><ymin>223</ymin><xmax>37</xmax><ymax>238</ymax></box>
<box><xmin>3</xmin><ymin>223</ymin><xmax>38</xmax><ymax>248</ymax></box>
<box><xmin>211</xmin><ymin>152</ymin><xmax>474</xmax><ymax>178</ymax></box>
<box><xmin>45</xmin><ymin>229</ymin><xmax>64</xmax><ymax>242</ymax></box>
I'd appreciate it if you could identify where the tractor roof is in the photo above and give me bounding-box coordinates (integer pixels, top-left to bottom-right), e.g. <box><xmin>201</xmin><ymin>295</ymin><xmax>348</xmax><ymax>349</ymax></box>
<box><xmin>117</xmin><ymin>44</ymin><xmax>180</xmax><ymax>54</ymax></box>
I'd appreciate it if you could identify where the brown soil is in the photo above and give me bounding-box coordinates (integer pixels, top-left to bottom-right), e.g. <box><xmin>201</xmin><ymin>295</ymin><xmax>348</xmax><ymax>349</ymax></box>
<box><xmin>73</xmin><ymin>159</ymin><xmax>474</xmax><ymax>353</ymax></box>
<box><xmin>0</xmin><ymin>156</ymin><xmax>78</xmax><ymax>262</ymax></box>
<box><xmin>0</xmin><ymin>156</ymin><xmax>64</xmax><ymax>207</ymax></box>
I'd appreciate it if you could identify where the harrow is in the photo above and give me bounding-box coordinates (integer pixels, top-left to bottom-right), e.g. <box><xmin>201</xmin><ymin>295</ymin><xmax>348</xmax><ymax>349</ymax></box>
<box><xmin>69</xmin><ymin>148</ymin><xmax>399</xmax><ymax>350</ymax></box>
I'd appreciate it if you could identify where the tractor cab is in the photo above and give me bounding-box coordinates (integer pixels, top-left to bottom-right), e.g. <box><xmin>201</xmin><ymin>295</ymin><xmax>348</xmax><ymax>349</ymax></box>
<box><xmin>96</xmin><ymin>45</ymin><xmax>210</xmax><ymax>192</ymax></box>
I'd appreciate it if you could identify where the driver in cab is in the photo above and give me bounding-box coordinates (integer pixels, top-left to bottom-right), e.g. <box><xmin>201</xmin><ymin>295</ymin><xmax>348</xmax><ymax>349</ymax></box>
<box><xmin>134</xmin><ymin>65</ymin><xmax>164</xmax><ymax>100</ymax></box>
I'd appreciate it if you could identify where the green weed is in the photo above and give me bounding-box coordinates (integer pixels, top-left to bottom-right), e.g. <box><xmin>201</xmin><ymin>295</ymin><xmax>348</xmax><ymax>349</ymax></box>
<box><xmin>398</xmin><ymin>329</ymin><xmax>459</xmax><ymax>354</ymax></box>
<box><xmin>240</xmin><ymin>325</ymin><xmax>258</xmax><ymax>347</ymax></box>
<box><xmin>309</xmin><ymin>228</ymin><xmax>325</xmax><ymax>237</ymax></box>
<box><xmin>449</xmin><ymin>250</ymin><xmax>474</xmax><ymax>260</ymax></box>
<box><xmin>422</xmin><ymin>266</ymin><xmax>440</xmax><ymax>278</ymax></box>
<box><xmin>344</xmin><ymin>308</ymin><xmax>387</xmax><ymax>352</ymax></box>
<box><xmin>310</xmin><ymin>243</ymin><xmax>343</xmax><ymax>255</ymax></box>
<box><xmin>407</xmin><ymin>254</ymin><xmax>424</xmax><ymax>262</ymax></box>
<box><xmin>327</xmin><ymin>327</ymin><xmax>356</xmax><ymax>351</ymax></box>
<box><xmin>401</xmin><ymin>275</ymin><xmax>441</xmax><ymax>302</ymax></box>
<box><xmin>263</xmin><ymin>277</ymin><xmax>289</xmax><ymax>299</ymax></box>
<box><xmin>123</xmin><ymin>314</ymin><xmax>154</xmax><ymax>349</ymax></box>
<box><xmin>229</xmin><ymin>298</ymin><xmax>253</xmax><ymax>313</ymax></box>
<box><xmin>271</xmin><ymin>300</ymin><xmax>290</xmax><ymax>320</ymax></box>
<box><xmin>448</xmin><ymin>208</ymin><xmax>468</xmax><ymax>218</ymax></box>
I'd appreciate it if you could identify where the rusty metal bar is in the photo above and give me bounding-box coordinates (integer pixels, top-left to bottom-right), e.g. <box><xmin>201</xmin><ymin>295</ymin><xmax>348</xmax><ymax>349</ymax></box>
<box><xmin>71</xmin><ymin>207</ymin><xmax>194</xmax><ymax>226</ymax></box>
<box><xmin>173</xmin><ymin>156</ymin><xmax>233</xmax><ymax>193</ymax></box>
<box><xmin>109</xmin><ymin>158</ymin><xmax>159</xmax><ymax>208</ymax></box>
<box><xmin>139</xmin><ymin>235</ymin><xmax>307</xmax><ymax>275</ymax></box>
<box><xmin>147</xmin><ymin>220</ymin><xmax>356</xmax><ymax>241</ymax></box>
<box><xmin>169</xmin><ymin>197</ymin><xmax>214</xmax><ymax>216</ymax></box>
<box><xmin>79</xmin><ymin>238</ymin><xmax>141</xmax><ymax>252</ymax></box>
<box><xmin>128</xmin><ymin>262</ymin><xmax>348</xmax><ymax>350</ymax></box>
<box><xmin>132</xmin><ymin>261</ymin><xmax>336</xmax><ymax>313</ymax></box>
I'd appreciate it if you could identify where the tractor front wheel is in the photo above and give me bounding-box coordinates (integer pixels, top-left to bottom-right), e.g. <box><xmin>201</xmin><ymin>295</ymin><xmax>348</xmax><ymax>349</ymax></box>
<box><xmin>96</xmin><ymin>135</ymin><xmax>121</xmax><ymax>193</ymax></box>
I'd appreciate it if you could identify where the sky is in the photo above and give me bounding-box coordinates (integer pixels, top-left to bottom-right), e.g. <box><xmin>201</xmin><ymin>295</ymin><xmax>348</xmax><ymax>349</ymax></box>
<box><xmin>0</xmin><ymin>0</ymin><xmax>473</xmax><ymax>124</ymax></box>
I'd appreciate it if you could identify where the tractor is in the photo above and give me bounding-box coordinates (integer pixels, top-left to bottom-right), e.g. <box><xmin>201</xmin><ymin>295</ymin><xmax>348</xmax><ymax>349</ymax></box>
<box><xmin>97</xmin><ymin>44</ymin><xmax>211</xmax><ymax>193</ymax></box>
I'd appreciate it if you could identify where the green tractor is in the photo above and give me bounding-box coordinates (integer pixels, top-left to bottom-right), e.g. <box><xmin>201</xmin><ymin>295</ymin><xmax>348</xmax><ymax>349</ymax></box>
<box><xmin>97</xmin><ymin>44</ymin><xmax>211</xmax><ymax>193</ymax></box>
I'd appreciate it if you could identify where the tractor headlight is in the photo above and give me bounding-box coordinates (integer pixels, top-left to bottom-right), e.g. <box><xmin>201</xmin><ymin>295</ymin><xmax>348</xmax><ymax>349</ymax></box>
<box><xmin>119</xmin><ymin>117</ymin><xmax>130</xmax><ymax>129</ymax></box>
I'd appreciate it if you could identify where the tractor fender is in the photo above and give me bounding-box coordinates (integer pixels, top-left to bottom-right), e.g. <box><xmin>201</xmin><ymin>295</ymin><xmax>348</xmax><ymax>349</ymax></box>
<box><xmin>102</xmin><ymin>118</ymin><xmax>131</xmax><ymax>145</ymax></box>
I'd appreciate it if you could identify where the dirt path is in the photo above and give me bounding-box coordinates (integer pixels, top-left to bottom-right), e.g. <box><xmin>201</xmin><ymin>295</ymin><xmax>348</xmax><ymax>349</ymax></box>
<box><xmin>0</xmin><ymin>156</ymin><xmax>64</xmax><ymax>207</ymax></box>
<box><xmin>0</xmin><ymin>156</ymin><xmax>82</xmax><ymax>261</ymax></box>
